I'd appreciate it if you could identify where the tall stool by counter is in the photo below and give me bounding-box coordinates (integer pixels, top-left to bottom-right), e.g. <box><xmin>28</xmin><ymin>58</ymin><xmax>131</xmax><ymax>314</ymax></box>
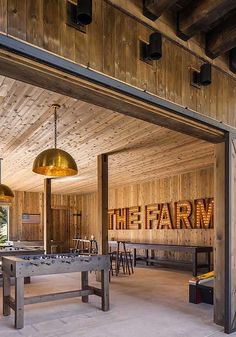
<box><xmin>110</xmin><ymin>241</ymin><xmax>134</xmax><ymax>276</ymax></box>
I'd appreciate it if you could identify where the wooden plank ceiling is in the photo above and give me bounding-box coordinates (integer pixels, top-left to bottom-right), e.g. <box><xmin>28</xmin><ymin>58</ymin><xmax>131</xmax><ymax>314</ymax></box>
<box><xmin>0</xmin><ymin>76</ymin><xmax>214</xmax><ymax>194</ymax></box>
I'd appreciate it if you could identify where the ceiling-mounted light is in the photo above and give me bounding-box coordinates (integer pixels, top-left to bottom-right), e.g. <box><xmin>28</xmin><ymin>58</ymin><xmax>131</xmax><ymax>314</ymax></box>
<box><xmin>230</xmin><ymin>48</ymin><xmax>236</xmax><ymax>74</ymax></box>
<box><xmin>77</xmin><ymin>0</ymin><xmax>92</xmax><ymax>25</ymax></box>
<box><xmin>192</xmin><ymin>63</ymin><xmax>212</xmax><ymax>87</ymax></box>
<box><xmin>140</xmin><ymin>32</ymin><xmax>162</xmax><ymax>62</ymax></box>
<box><xmin>32</xmin><ymin>104</ymin><xmax>78</xmax><ymax>177</ymax></box>
<box><xmin>0</xmin><ymin>158</ymin><xmax>14</xmax><ymax>203</ymax></box>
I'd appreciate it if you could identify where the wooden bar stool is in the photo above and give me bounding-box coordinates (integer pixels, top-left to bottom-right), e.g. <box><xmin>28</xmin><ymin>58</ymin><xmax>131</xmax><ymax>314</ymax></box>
<box><xmin>109</xmin><ymin>241</ymin><xmax>134</xmax><ymax>276</ymax></box>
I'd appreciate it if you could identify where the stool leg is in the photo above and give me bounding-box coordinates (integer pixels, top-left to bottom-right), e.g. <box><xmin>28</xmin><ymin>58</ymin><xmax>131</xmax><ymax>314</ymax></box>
<box><xmin>123</xmin><ymin>245</ymin><xmax>131</xmax><ymax>275</ymax></box>
<box><xmin>120</xmin><ymin>253</ymin><xmax>126</xmax><ymax>274</ymax></box>
<box><xmin>128</xmin><ymin>252</ymin><xmax>134</xmax><ymax>273</ymax></box>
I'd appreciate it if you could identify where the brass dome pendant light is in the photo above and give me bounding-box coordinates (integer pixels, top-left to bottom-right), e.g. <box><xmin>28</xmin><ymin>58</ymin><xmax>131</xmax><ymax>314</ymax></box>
<box><xmin>32</xmin><ymin>104</ymin><xmax>78</xmax><ymax>177</ymax></box>
<box><xmin>0</xmin><ymin>158</ymin><xmax>14</xmax><ymax>203</ymax></box>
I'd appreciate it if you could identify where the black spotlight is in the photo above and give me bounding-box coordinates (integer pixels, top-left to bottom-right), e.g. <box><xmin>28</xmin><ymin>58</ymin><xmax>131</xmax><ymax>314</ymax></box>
<box><xmin>148</xmin><ymin>32</ymin><xmax>162</xmax><ymax>60</ymax></box>
<box><xmin>193</xmin><ymin>63</ymin><xmax>212</xmax><ymax>86</ymax></box>
<box><xmin>77</xmin><ymin>0</ymin><xmax>92</xmax><ymax>25</ymax></box>
<box><xmin>141</xmin><ymin>32</ymin><xmax>162</xmax><ymax>61</ymax></box>
<box><xmin>229</xmin><ymin>48</ymin><xmax>236</xmax><ymax>74</ymax></box>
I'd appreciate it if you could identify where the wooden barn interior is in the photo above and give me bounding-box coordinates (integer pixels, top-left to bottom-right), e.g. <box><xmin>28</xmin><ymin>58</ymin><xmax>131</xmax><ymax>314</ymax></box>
<box><xmin>0</xmin><ymin>0</ymin><xmax>236</xmax><ymax>336</ymax></box>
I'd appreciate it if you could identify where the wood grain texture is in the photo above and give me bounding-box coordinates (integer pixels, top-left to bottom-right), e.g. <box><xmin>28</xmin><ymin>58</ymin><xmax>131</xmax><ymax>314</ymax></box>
<box><xmin>143</xmin><ymin>0</ymin><xmax>177</xmax><ymax>20</ymax></box>
<box><xmin>0</xmin><ymin>0</ymin><xmax>236</xmax><ymax>127</ymax></box>
<box><xmin>9</xmin><ymin>191</ymin><xmax>82</xmax><ymax>251</ymax></box>
<box><xmin>214</xmin><ymin>142</ymin><xmax>225</xmax><ymax>325</ymax></box>
<box><xmin>0</xmin><ymin>0</ymin><xmax>7</xmax><ymax>33</ymax></box>
<box><xmin>44</xmin><ymin>178</ymin><xmax>52</xmax><ymax>254</ymax></box>
<box><xmin>106</xmin><ymin>0</ymin><xmax>236</xmax><ymax>76</ymax></box>
<box><xmin>8</xmin><ymin>166</ymin><xmax>214</xmax><ymax>260</ymax></box>
<box><xmin>43</xmin><ymin>0</ymin><xmax>60</xmax><ymax>54</ymax></box>
<box><xmin>97</xmin><ymin>154</ymin><xmax>108</xmax><ymax>254</ymax></box>
<box><xmin>26</xmin><ymin>0</ymin><xmax>43</xmax><ymax>47</ymax></box>
<box><xmin>0</xmin><ymin>75</ymin><xmax>214</xmax><ymax>194</ymax></box>
<box><xmin>7</xmin><ymin>0</ymin><xmax>26</xmax><ymax>40</ymax></box>
<box><xmin>206</xmin><ymin>10</ymin><xmax>236</xmax><ymax>59</ymax></box>
<box><xmin>76</xmin><ymin>167</ymin><xmax>214</xmax><ymax>262</ymax></box>
<box><xmin>178</xmin><ymin>0</ymin><xmax>236</xmax><ymax>40</ymax></box>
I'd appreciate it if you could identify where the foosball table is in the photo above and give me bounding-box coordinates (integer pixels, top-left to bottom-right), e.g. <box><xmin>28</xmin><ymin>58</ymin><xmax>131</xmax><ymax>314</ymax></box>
<box><xmin>2</xmin><ymin>253</ymin><xmax>110</xmax><ymax>329</ymax></box>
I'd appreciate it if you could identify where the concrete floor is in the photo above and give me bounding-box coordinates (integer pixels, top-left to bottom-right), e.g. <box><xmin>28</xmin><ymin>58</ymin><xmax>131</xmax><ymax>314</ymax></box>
<box><xmin>0</xmin><ymin>267</ymin><xmax>232</xmax><ymax>337</ymax></box>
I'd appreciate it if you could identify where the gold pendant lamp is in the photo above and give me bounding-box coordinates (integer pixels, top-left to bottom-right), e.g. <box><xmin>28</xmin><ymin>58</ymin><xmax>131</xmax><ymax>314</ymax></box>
<box><xmin>0</xmin><ymin>158</ymin><xmax>14</xmax><ymax>203</ymax></box>
<box><xmin>32</xmin><ymin>104</ymin><xmax>78</xmax><ymax>177</ymax></box>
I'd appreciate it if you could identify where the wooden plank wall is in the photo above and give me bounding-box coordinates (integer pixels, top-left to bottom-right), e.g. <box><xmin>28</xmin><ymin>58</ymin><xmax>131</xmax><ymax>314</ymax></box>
<box><xmin>8</xmin><ymin>167</ymin><xmax>213</xmax><ymax>260</ymax></box>
<box><xmin>77</xmin><ymin>167</ymin><xmax>214</xmax><ymax>261</ymax></box>
<box><xmin>0</xmin><ymin>0</ymin><xmax>235</xmax><ymax>128</ymax></box>
<box><xmin>9</xmin><ymin>192</ymin><xmax>82</xmax><ymax>250</ymax></box>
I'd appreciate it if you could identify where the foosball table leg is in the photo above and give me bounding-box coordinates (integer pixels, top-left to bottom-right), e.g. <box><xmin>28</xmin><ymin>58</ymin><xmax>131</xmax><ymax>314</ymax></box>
<box><xmin>101</xmin><ymin>270</ymin><xmax>109</xmax><ymax>312</ymax></box>
<box><xmin>15</xmin><ymin>277</ymin><xmax>24</xmax><ymax>329</ymax></box>
<box><xmin>3</xmin><ymin>274</ymin><xmax>11</xmax><ymax>316</ymax></box>
<box><xmin>81</xmin><ymin>271</ymin><xmax>88</xmax><ymax>303</ymax></box>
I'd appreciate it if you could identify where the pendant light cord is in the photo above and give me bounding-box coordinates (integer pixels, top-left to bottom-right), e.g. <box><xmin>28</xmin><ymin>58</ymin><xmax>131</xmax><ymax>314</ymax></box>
<box><xmin>54</xmin><ymin>106</ymin><xmax>57</xmax><ymax>149</ymax></box>
<box><xmin>0</xmin><ymin>158</ymin><xmax>2</xmax><ymax>184</ymax></box>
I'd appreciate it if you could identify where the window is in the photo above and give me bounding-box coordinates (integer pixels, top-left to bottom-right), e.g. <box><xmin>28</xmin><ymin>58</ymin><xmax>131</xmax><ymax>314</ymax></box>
<box><xmin>0</xmin><ymin>205</ymin><xmax>9</xmax><ymax>244</ymax></box>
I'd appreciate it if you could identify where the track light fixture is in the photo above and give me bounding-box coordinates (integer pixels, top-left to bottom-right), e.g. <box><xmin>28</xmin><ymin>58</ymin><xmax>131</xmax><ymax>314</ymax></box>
<box><xmin>77</xmin><ymin>0</ymin><xmax>92</xmax><ymax>25</ymax></box>
<box><xmin>141</xmin><ymin>32</ymin><xmax>162</xmax><ymax>62</ymax></box>
<box><xmin>192</xmin><ymin>63</ymin><xmax>212</xmax><ymax>87</ymax></box>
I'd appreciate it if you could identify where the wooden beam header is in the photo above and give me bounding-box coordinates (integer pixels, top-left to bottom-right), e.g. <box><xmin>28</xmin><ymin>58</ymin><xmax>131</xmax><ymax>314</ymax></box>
<box><xmin>0</xmin><ymin>34</ymin><xmax>228</xmax><ymax>144</ymax></box>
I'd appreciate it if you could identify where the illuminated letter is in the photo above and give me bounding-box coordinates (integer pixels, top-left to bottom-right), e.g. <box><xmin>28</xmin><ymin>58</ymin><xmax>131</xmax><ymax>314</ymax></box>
<box><xmin>195</xmin><ymin>198</ymin><xmax>214</xmax><ymax>229</ymax></box>
<box><xmin>127</xmin><ymin>206</ymin><xmax>141</xmax><ymax>229</ymax></box>
<box><xmin>145</xmin><ymin>204</ymin><xmax>162</xmax><ymax>229</ymax></box>
<box><xmin>108</xmin><ymin>209</ymin><xmax>116</xmax><ymax>230</ymax></box>
<box><xmin>159</xmin><ymin>203</ymin><xmax>173</xmax><ymax>229</ymax></box>
<box><xmin>175</xmin><ymin>201</ymin><xmax>192</xmax><ymax>229</ymax></box>
<box><xmin>115</xmin><ymin>208</ymin><xmax>128</xmax><ymax>230</ymax></box>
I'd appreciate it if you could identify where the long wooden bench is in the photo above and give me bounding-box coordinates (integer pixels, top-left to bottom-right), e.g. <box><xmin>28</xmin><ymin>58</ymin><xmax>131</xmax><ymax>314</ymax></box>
<box><xmin>109</xmin><ymin>241</ymin><xmax>213</xmax><ymax>277</ymax></box>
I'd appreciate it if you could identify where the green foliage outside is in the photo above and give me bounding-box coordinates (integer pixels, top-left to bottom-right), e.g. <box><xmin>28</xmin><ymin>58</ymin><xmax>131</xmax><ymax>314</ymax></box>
<box><xmin>0</xmin><ymin>206</ymin><xmax>8</xmax><ymax>244</ymax></box>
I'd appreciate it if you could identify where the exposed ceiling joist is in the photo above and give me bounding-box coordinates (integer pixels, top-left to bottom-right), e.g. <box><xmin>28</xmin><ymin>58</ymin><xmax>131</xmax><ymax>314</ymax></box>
<box><xmin>143</xmin><ymin>0</ymin><xmax>177</xmax><ymax>21</ymax></box>
<box><xmin>177</xmin><ymin>0</ymin><xmax>236</xmax><ymax>41</ymax></box>
<box><xmin>206</xmin><ymin>10</ymin><xmax>236</xmax><ymax>59</ymax></box>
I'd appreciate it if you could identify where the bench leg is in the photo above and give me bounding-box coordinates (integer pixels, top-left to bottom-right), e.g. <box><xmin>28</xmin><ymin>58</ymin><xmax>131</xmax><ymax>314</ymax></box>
<box><xmin>15</xmin><ymin>277</ymin><xmax>24</xmax><ymax>329</ymax></box>
<box><xmin>146</xmin><ymin>249</ymin><xmax>149</xmax><ymax>266</ymax></box>
<box><xmin>193</xmin><ymin>253</ymin><xmax>198</xmax><ymax>277</ymax></box>
<box><xmin>133</xmin><ymin>248</ymin><xmax>136</xmax><ymax>267</ymax></box>
<box><xmin>150</xmin><ymin>250</ymin><xmax>155</xmax><ymax>266</ymax></box>
<box><xmin>207</xmin><ymin>252</ymin><xmax>211</xmax><ymax>272</ymax></box>
<box><xmin>101</xmin><ymin>270</ymin><xmax>109</xmax><ymax>311</ymax></box>
<box><xmin>3</xmin><ymin>274</ymin><xmax>11</xmax><ymax>316</ymax></box>
<box><xmin>81</xmin><ymin>271</ymin><xmax>89</xmax><ymax>303</ymax></box>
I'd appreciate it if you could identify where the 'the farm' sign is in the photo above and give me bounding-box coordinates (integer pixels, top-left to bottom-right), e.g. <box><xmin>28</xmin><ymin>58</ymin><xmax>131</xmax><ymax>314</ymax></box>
<box><xmin>108</xmin><ymin>198</ymin><xmax>214</xmax><ymax>230</ymax></box>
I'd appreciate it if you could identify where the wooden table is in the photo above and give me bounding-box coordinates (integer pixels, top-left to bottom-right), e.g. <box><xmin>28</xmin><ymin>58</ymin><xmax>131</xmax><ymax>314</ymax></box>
<box><xmin>0</xmin><ymin>246</ymin><xmax>44</xmax><ymax>284</ymax></box>
<box><xmin>0</xmin><ymin>246</ymin><xmax>44</xmax><ymax>258</ymax></box>
<box><xmin>109</xmin><ymin>241</ymin><xmax>213</xmax><ymax>277</ymax></box>
<box><xmin>2</xmin><ymin>253</ymin><xmax>110</xmax><ymax>329</ymax></box>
